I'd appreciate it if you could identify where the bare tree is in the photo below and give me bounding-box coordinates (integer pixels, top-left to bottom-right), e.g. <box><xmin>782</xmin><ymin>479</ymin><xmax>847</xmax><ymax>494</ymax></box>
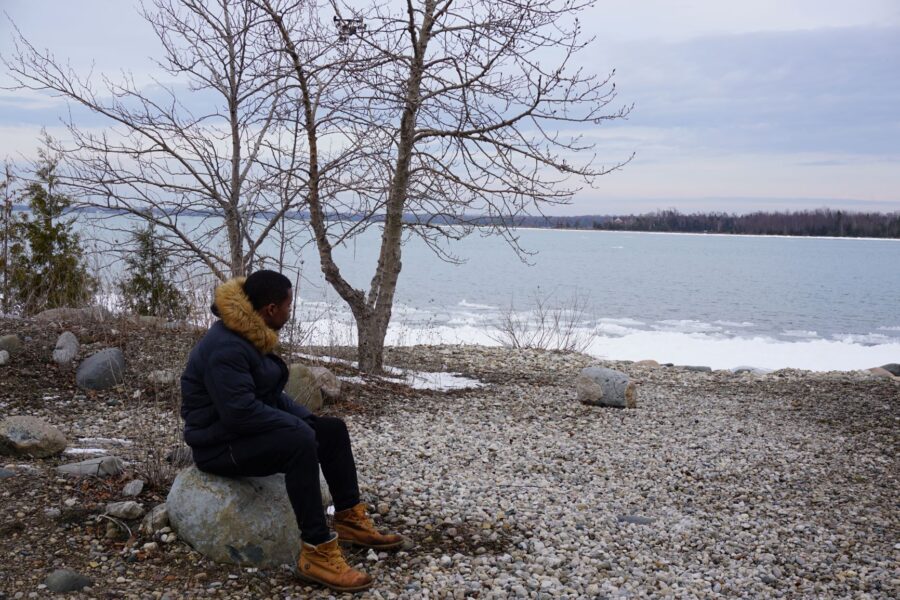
<box><xmin>0</xmin><ymin>161</ymin><xmax>16</xmax><ymax>314</ymax></box>
<box><xmin>4</xmin><ymin>0</ymin><xmax>310</xmax><ymax>279</ymax></box>
<box><xmin>259</xmin><ymin>0</ymin><xmax>631</xmax><ymax>371</ymax></box>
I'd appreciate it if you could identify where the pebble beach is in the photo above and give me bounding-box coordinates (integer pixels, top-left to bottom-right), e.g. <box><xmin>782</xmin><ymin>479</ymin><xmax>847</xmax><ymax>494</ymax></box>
<box><xmin>1</xmin><ymin>318</ymin><xmax>898</xmax><ymax>599</ymax></box>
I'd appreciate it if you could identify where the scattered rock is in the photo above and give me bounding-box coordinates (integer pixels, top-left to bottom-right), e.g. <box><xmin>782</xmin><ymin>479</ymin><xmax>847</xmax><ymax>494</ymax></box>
<box><xmin>879</xmin><ymin>363</ymin><xmax>900</xmax><ymax>376</ymax></box>
<box><xmin>44</xmin><ymin>569</ymin><xmax>92</xmax><ymax>593</ymax></box>
<box><xmin>106</xmin><ymin>501</ymin><xmax>145</xmax><ymax>520</ymax></box>
<box><xmin>123</xmin><ymin>480</ymin><xmax>144</xmax><ymax>497</ymax></box>
<box><xmin>732</xmin><ymin>365</ymin><xmax>773</xmax><ymax>375</ymax></box>
<box><xmin>147</xmin><ymin>369</ymin><xmax>178</xmax><ymax>386</ymax></box>
<box><xmin>309</xmin><ymin>366</ymin><xmax>342</xmax><ymax>403</ymax></box>
<box><xmin>0</xmin><ymin>334</ymin><xmax>23</xmax><ymax>354</ymax></box>
<box><xmin>0</xmin><ymin>350</ymin><xmax>9</xmax><ymax>366</ymax></box>
<box><xmin>576</xmin><ymin>367</ymin><xmax>637</xmax><ymax>408</ymax></box>
<box><xmin>33</xmin><ymin>306</ymin><xmax>111</xmax><ymax>323</ymax></box>
<box><xmin>867</xmin><ymin>367</ymin><xmax>896</xmax><ymax>378</ymax></box>
<box><xmin>56</xmin><ymin>456</ymin><xmax>126</xmax><ymax>477</ymax></box>
<box><xmin>0</xmin><ymin>416</ymin><xmax>67</xmax><ymax>458</ymax></box>
<box><xmin>633</xmin><ymin>359</ymin><xmax>659</xmax><ymax>367</ymax></box>
<box><xmin>76</xmin><ymin>348</ymin><xmax>126</xmax><ymax>391</ymax></box>
<box><xmin>167</xmin><ymin>465</ymin><xmax>331</xmax><ymax>566</ymax></box>
<box><xmin>284</xmin><ymin>364</ymin><xmax>324</xmax><ymax>413</ymax></box>
<box><xmin>617</xmin><ymin>515</ymin><xmax>656</xmax><ymax>525</ymax></box>
<box><xmin>52</xmin><ymin>331</ymin><xmax>80</xmax><ymax>367</ymax></box>
<box><xmin>141</xmin><ymin>504</ymin><xmax>170</xmax><ymax>534</ymax></box>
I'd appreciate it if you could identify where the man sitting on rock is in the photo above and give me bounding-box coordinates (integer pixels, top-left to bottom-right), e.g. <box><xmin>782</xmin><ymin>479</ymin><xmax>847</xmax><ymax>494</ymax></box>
<box><xmin>180</xmin><ymin>270</ymin><xmax>401</xmax><ymax>593</ymax></box>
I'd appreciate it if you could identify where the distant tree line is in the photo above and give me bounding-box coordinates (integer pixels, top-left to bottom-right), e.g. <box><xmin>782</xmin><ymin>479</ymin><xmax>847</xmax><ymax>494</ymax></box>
<box><xmin>456</xmin><ymin>209</ymin><xmax>900</xmax><ymax>238</ymax></box>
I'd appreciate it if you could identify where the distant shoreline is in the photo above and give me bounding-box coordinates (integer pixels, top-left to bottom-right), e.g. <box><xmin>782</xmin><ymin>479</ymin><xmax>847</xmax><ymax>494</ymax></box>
<box><xmin>13</xmin><ymin>205</ymin><xmax>900</xmax><ymax>240</ymax></box>
<box><xmin>512</xmin><ymin>226</ymin><xmax>900</xmax><ymax>242</ymax></box>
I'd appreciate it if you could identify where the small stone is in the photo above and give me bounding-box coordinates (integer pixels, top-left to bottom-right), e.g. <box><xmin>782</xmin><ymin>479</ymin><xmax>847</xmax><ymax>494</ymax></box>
<box><xmin>366</xmin><ymin>549</ymin><xmax>379</xmax><ymax>562</ymax></box>
<box><xmin>0</xmin><ymin>350</ymin><xmax>9</xmax><ymax>366</ymax></box>
<box><xmin>617</xmin><ymin>515</ymin><xmax>655</xmax><ymax>525</ymax></box>
<box><xmin>141</xmin><ymin>504</ymin><xmax>169</xmax><ymax>534</ymax></box>
<box><xmin>0</xmin><ymin>334</ymin><xmax>22</xmax><ymax>355</ymax></box>
<box><xmin>377</xmin><ymin>502</ymin><xmax>390</xmax><ymax>516</ymax></box>
<box><xmin>142</xmin><ymin>542</ymin><xmax>159</xmax><ymax>552</ymax></box>
<box><xmin>106</xmin><ymin>501</ymin><xmax>145</xmax><ymax>520</ymax></box>
<box><xmin>57</xmin><ymin>456</ymin><xmax>125</xmax><ymax>477</ymax></box>
<box><xmin>122</xmin><ymin>480</ymin><xmax>144</xmax><ymax>497</ymax></box>
<box><xmin>440</xmin><ymin>555</ymin><xmax>452</xmax><ymax>567</ymax></box>
<box><xmin>44</xmin><ymin>569</ymin><xmax>92</xmax><ymax>593</ymax></box>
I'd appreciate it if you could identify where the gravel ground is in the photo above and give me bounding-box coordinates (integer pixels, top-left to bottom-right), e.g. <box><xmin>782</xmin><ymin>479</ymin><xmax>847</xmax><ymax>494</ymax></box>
<box><xmin>1</xmin><ymin>317</ymin><xmax>898</xmax><ymax>599</ymax></box>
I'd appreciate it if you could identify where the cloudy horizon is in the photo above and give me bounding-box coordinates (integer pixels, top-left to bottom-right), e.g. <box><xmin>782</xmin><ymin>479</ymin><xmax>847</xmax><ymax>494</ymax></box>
<box><xmin>1</xmin><ymin>0</ymin><xmax>898</xmax><ymax>215</ymax></box>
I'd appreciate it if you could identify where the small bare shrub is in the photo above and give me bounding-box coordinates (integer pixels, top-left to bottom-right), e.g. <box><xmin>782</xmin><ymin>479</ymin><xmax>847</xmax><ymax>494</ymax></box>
<box><xmin>489</xmin><ymin>289</ymin><xmax>595</xmax><ymax>354</ymax></box>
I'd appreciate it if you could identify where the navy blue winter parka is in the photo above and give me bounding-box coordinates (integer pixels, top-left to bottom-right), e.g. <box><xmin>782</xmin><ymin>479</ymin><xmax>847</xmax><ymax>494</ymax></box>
<box><xmin>180</xmin><ymin>278</ymin><xmax>311</xmax><ymax>454</ymax></box>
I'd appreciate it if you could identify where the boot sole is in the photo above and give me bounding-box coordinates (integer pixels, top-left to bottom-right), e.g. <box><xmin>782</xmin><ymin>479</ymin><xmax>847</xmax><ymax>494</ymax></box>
<box><xmin>338</xmin><ymin>537</ymin><xmax>404</xmax><ymax>550</ymax></box>
<box><xmin>296</xmin><ymin>572</ymin><xmax>373</xmax><ymax>593</ymax></box>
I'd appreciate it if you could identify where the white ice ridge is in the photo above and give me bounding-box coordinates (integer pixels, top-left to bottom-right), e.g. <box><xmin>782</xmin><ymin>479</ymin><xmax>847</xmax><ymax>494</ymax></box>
<box><xmin>292</xmin><ymin>352</ymin><xmax>484</xmax><ymax>391</ymax></box>
<box><xmin>77</xmin><ymin>437</ymin><xmax>133</xmax><ymax>445</ymax></box>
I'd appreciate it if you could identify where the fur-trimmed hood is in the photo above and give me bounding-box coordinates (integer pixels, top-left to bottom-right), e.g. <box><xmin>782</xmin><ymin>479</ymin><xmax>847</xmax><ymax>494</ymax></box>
<box><xmin>212</xmin><ymin>277</ymin><xmax>279</xmax><ymax>354</ymax></box>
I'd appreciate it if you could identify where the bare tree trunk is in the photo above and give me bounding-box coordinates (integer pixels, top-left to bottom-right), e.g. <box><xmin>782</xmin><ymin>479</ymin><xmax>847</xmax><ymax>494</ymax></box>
<box><xmin>1</xmin><ymin>163</ymin><xmax>12</xmax><ymax>314</ymax></box>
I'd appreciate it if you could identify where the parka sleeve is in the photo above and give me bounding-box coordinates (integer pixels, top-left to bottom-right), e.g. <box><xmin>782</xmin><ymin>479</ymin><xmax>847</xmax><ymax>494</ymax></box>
<box><xmin>203</xmin><ymin>348</ymin><xmax>304</xmax><ymax>435</ymax></box>
<box><xmin>277</xmin><ymin>392</ymin><xmax>314</xmax><ymax>421</ymax></box>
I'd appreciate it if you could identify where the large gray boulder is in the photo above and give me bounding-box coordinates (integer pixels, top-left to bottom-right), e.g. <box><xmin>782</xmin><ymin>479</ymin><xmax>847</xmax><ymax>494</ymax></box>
<box><xmin>52</xmin><ymin>331</ymin><xmax>80</xmax><ymax>367</ymax></box>
<box><xmin>34</xmin><ymin>306</ymin><xmax>111</xmax><ymax>323</ymax></box>
<box><xmin>57</xmin><ymin>456</ymin><xmax>126</xmax><ymax>477</ymax></box>
<box><xmin>0</xmin><ymin>334</ymin><xmax>23</xmax><ymax>355</ymax></box>
<box><xmin>76</xmin><ymin>348</ymin><xmax>126</xmax><ymax>390</ymax></box>
<box><xmin>167</xmin><ymin>466</ymin><xmax>331</xmax><ymax>567</ymax></box>
<box><xmin>576</xmin><ymin>366</ymin><xmax>637</xmax><ymax>408</ymax></box>
<box><xmin>310</xmin><ymin>366</ymin><xmax>342</xmax><ymax>403</ymax></box>
<box><xmin>879</xmin><ymin>363</ymin><xmax>900</xmax><ymax>377</ymax></box>
<box><xmin>0</xmin><ymin>416</ymin><xmax>67</xmax><ymax>458</ymax></box>
<box><xmin>284</xmin><ymin>364</ymin><xmax>324</xmax><ymax>413</ymax></box>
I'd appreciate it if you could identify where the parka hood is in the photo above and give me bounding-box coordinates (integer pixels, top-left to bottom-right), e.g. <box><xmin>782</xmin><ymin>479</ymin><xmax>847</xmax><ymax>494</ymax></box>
<box><xmin>212</xmin><ymin>277</ymin><xmax>279</xmax><ymax>354</ymax></box>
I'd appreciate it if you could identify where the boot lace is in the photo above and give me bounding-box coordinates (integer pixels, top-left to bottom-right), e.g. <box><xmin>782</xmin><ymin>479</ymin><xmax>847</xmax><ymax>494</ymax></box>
<box><xmin>342</xmin><ymin>505</ymin><xmax>375</xmax><ymax>530</ymax></box>
<box><xmin>317</xmin><ymin>544</ymin><xmax>351</xmax><ymax>573</ymax></box>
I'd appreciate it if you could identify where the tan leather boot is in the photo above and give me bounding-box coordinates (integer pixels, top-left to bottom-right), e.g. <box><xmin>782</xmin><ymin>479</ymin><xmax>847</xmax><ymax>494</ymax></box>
<box><xmin>334</xmin><ymin>502</ymin><xmax>404</xmax><ymax>550</ymax></box>
<box><xmin>296</xmin><ymin>534</ymin><xmax>373</xmax><ymax>592</ymax></box>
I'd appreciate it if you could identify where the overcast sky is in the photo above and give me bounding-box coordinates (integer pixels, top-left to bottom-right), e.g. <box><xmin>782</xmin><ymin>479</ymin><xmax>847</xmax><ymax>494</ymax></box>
<box><xmin>1</xmin><ymin>0</ymin><xmax>898</xmax><ymax>215</ymax></box>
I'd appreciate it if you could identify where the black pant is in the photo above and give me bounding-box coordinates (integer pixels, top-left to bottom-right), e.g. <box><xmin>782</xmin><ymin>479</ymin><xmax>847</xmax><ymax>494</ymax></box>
<box><xmin>194</xmin><ymin>416</ymin><xmax>360</xmax><ymax>545</ymax></box>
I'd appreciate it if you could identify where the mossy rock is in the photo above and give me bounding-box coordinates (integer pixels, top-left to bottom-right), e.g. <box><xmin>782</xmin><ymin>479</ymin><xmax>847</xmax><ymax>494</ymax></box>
<box><xmin>284</xmin><ymin>364</ymin><xmax>323</xmax><ymax>413</ymax></box>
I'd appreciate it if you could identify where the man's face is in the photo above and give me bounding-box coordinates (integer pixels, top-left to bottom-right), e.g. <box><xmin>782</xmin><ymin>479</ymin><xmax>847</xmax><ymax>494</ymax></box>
<box><xmin>260</xmin><ymin>289</ymin><xmax>293</xmax><ymax>331</ymax></box>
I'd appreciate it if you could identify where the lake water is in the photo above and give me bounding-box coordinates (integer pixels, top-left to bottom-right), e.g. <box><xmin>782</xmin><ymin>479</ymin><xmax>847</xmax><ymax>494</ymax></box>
<box><xmin>77</xmin><ymin>216</ymin><xmax>900</xmax><ymax>371</ymax></box>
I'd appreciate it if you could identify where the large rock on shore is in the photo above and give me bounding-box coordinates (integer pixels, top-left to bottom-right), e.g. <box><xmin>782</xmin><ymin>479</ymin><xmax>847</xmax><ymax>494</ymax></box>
<box><xmin>167</xmin><ymin>466</ymin><xmax>332</xmax><ymax>567</ymax></box>
<box><xmin>76</xmin><ymin>348</ymin><xmax>125</xmax><ymax>390</ymax></box>
<box><xmin>0</xmin><ymin>416</ymin><xmax>67</xmax><ymax>458</ymax></box>
<box><xmin>0</xmin><ymin>334</ymin><xmax>23</xmax><ymax>355</ymax></box>
<box><xmin>284</xmin><ymin>364</ymin><xmax>324</xmax><ymax>413</ymax></box>
<box><xmin>52</xmin><ymin>331</ymin><xmax>80</xmax><ymax>367</ymax></box>
<box><xmin>576</xmin><ymin>367</ymin><xmax>637</xmax><ymax>408</ymax></box>
<box><xmin>309</xmin><ymin>366</ymin><xmax>342</xmax><ymax>403</ymax></box>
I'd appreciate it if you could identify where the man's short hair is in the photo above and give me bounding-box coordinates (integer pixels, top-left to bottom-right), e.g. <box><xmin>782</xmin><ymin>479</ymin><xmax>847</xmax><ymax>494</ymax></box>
<box><xmin>243</xmin><ymin>270</ymin><xmax>292</xmax><ymax>310</ymax></box>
